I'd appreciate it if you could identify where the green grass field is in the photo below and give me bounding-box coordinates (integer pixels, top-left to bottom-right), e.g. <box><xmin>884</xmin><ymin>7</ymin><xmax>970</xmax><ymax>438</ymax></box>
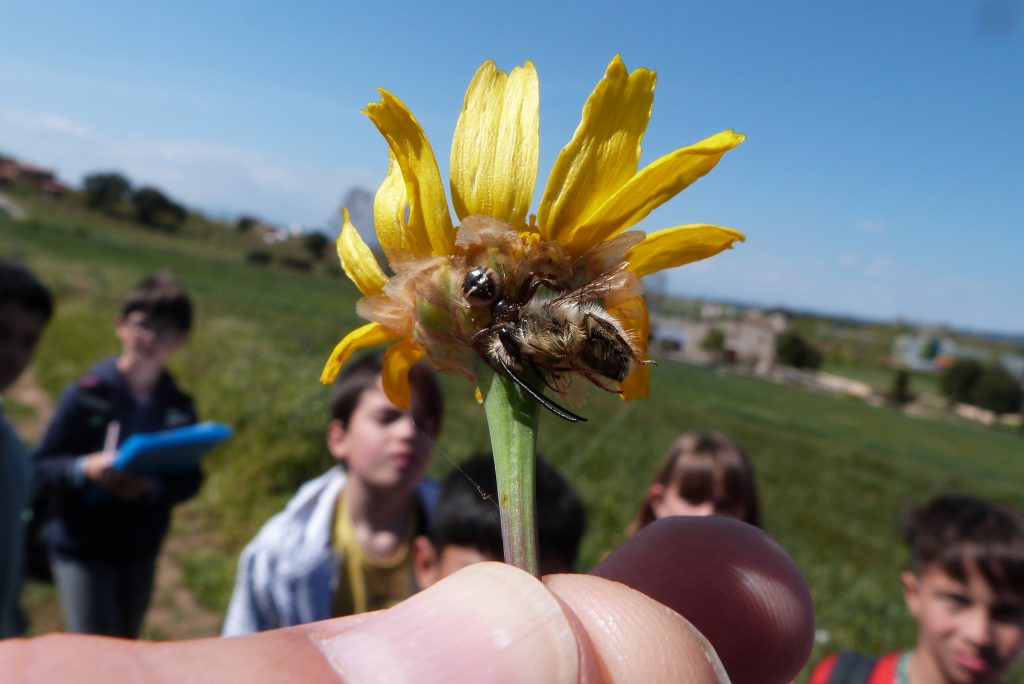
<box><xmin>4</xmin><ymin>192</ymin><xmax>1023</xmax><ymax>681</ymax></box>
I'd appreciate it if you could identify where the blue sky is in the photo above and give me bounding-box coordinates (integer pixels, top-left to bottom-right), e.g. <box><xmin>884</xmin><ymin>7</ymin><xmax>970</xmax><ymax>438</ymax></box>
<box><xmin>2</xmin><ymin>1</ymin><xmax>1022</xmax><ymax>333</ymax></box>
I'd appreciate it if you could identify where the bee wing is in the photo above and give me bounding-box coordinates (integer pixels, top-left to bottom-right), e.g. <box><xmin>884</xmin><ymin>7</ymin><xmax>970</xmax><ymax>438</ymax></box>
<box><xmin>580</xmin><ymin>229</ymin><xmax>645</xmax><ymax>275</ymax></box>
<box><xmin>550</xmin><ymin>269</ymin><xmax>643</xmax><ymax>307</ymax></box>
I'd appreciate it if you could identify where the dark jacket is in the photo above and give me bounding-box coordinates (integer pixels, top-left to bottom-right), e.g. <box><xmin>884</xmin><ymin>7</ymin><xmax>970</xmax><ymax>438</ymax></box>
<box><xmin>33</xmin><ymin>356</ymin><xmax>201</xmax><ymax>562</ymax></box>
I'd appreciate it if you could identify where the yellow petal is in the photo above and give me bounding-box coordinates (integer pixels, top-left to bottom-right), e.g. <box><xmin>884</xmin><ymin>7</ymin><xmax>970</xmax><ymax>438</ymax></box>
<box><xmin>609</xmin><ymin>297</ymin><xmax>650</xmax><ymax>400</ymax></box>
<box><xmin>365</xmin><ymin>90</ymin><xmax>454</xmax><ymax>256</ymax></box>
<box><xmin>625</xmin><ymin>224</ymin><xmax>746</xmax><ymax>278</ymax></box>
<box><xmin>450</xmin><ymin>60</ymin><xmax>539</xmax><ymax>228</ymax></box>
<box><xmin>381</xmin><ymin>339</ymin><xmax>426</xmax><ymax>409</ymax></box>
<box><xmin>320</xmin><ymin>322</ymin><xmax>399</xmax><ymax>385</ymax></box>
<box><xmin>565</xmin><ymin>131</ymin><xmax>746</xmax><ymax>253</ymax></box>
<box><xmin>374</xmin><ymin>151</ymin><xmax>425</xmax><ymax>259</ymax></box>
<box><xmin>337</xmin><ymin>208</ymin><xmax>388</xmax><ymax>296</ymax></box>
<box><xmin>538</xmin><ymin>55</ymin><xmax>656</xmax><ymax>243</ymax></box>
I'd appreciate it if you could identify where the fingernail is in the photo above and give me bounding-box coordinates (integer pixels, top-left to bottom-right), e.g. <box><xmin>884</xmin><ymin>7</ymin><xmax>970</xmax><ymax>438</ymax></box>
<box><xmin>318</xmin><ymin>562</ymin><xmax>579</xmax><ymax>683</ymax></box>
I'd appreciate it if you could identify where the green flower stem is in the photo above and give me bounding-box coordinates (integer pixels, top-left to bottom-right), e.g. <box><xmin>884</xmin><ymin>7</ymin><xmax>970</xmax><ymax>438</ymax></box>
<box><xmin>479</xmin><ymin>365</ymin><xmax>541</xmax><ymax>577</ymax></box>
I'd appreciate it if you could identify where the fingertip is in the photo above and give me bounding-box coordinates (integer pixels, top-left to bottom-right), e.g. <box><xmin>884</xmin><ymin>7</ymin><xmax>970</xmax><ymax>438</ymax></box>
<box><xmin>592</xmin><ymin>517</ymin><xmax>815</xmax><ymax>684</ymax></box>
<box><xmin>545</xmin><ymin>574</ymin><xmax>728</xmax><ymax>683</ymax></box>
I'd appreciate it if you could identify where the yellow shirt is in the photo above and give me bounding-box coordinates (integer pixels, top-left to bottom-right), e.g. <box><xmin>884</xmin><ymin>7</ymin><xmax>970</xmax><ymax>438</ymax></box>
<box><xmin>331</xmin><ymin>492</ymin><xmax>418</xmax><ymax>617</ymax></box>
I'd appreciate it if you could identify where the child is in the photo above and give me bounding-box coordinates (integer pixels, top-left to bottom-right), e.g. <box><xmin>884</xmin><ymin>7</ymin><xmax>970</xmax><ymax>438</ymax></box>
<box><xmin>222</xmin><ymin>352</ymin><xmax>443</xmax><ymax>635</ymax></box>
<box><xmin>626</xmin><ymin>431</ymin><xmax>761</xmax><ymax>537</ymax></box>
<box><xmin>0</xmin><ymin>258</ymin><xmax>53</xmax><ymax>638</ymax></box>
<box><xmin>412</xmin><ymin>451</ymin><xmax>586</xmax><ymax>588</ymax></box>
<box><xmin>33</xmin><ymin>272</ymin><xmax>199</xmax><ymax>638</ymax></box>
<box><xmin>811</xmin><ymin>495</ymin><xmax>1024</xmax><ymax>684</ymax></box>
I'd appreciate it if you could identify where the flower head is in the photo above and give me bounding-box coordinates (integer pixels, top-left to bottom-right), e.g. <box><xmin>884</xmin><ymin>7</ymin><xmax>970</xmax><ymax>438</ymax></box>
<box><xmin>322</xmin><ymin>56</ymin><xmax>745</xmax><ymax>409</ymax></box>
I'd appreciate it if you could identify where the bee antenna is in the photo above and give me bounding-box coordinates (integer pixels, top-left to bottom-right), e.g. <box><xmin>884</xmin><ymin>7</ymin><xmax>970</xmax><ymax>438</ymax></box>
<box><xmin>494</xmin><ymin>356</ymin><xmax>587</xmax><ymax>423</ymax></box>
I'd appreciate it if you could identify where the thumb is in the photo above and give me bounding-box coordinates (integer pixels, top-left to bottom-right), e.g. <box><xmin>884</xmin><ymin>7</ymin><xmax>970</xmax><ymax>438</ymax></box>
<box><xmin>318</xmin><ymin>561</ymin><xmax>725</xmax><ymax>683</ymax></box>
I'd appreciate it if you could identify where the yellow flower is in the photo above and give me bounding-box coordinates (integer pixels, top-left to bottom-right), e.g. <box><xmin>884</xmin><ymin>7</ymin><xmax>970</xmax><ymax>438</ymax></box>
<box><xmin>322</xmin><ymin>55</ymin><xmax>745</xmax><ymax>407</ymax></box>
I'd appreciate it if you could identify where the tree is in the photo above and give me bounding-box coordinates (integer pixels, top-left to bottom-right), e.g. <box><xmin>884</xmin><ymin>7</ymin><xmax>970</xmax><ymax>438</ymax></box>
<box><xmin>83</xmin><ymin>172</ymin><xmax>131</xmax><ymax>211</ymax></box>
<box><xmin>329</xmin><ymin>186</ymin><xmax>380</xmax><ymax>264</ymax></box>
<box><xmin>919</xmin><ymin>336</ymin><xmax>941</xmax><ymax>361</ymax></box>
<box><xmin>132</xmin><ymin>186</ymin><xmax>187</xmax><ymax>230</ymax></box>
<box><xmin>700</xmin><ymin>327</ymin><xmax>726</xmax><ymax>353</ymax></box>
<box><xmin>775</xmin><ymin>330</ymin><xmax>822</xmax><ymax>370</ymax></box>
<box><xmin>940</xmin><ymin>359</ymin><xmax>984</xmax><ymax>405</ymax></box>
<box><xmin>887</xmin><ymin>370</ymin><xmax>915</xmax><ymax>407</ymax></box>
<box><xmin>969</xmin><ymin>365</ymin><xmax>1023</xmax><ymax>415</ymax></box>
<box><xmin>302</xmin><ymin>231</ymin><xmax>330</xmax><ymax>261</ymax></box>
<box><xmin>237</xmin><ymin>215</ymin><xmax>258</xmax><ymax>233</ymax></box>
<box><xmin>336</xmin><ymin>187</ymin><xmax>373</xmax><ymax>234</ymax></box>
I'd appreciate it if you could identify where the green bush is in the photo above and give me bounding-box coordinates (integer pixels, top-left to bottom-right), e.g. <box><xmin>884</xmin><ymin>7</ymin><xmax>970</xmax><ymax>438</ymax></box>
<box><xmin>775</xmin><ymin>330</ymin><xmax>823</xmax><ymax>369</ymax></box>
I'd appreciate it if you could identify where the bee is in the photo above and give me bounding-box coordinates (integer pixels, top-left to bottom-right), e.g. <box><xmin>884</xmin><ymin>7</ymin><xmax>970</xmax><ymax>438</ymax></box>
<box><xmin>462</xmin><ymin>265</ymin><xmax>644</xmax><ymax>423</ymax></box>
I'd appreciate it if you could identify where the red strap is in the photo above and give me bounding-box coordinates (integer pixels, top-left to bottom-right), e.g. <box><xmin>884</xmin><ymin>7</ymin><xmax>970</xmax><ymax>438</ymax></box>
<box><xmin>868</xmin><ymin>652</ymin><xmax>901</xmax><ymax>684</ymax></box>
<box><xmin>809</xmin><ymin>652</ymin><xmax>839</xmax><ymax>684</ymax></box>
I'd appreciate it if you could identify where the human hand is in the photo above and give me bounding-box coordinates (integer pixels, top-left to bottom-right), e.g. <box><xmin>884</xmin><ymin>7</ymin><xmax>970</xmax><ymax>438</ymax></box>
<box><xmin>98</xmin><ymin>470</ymin><xmax>154</xmax><ymax>502</ymax></box>
<box><xmin>82</xmin><ymin>451</ymin><xmax>153</xmax><ymax>501</ymax></box>
<box><xmin>0</xmin><ymin>517</ymin><xmax>814</xmax><ymax>683</ymax></box>
<box><xmin>81</xmin><ymin>450</ymin><xmax>116</xmax><ymax>481</ymax></box>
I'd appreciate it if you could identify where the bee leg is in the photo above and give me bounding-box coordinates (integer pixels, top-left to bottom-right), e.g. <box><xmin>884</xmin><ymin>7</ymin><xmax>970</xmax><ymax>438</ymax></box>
<box><xmin>492</xmin><ymin>354</ymin><xmax>587</xmax><ymax>424</ymax></box>
<box><xmin>549</xmin><ymin>363</ymin><xmax>623</xmax><ymax>395</ymax></box>
<box><xmin>517</xmin><ymin>271</ymin><xmax>569</xmax><ymax>305</ymax></box>
<box><xmin>581</xmin><ymin>370</ymin><xmax>624</xmax><ymax>395</ymax></box>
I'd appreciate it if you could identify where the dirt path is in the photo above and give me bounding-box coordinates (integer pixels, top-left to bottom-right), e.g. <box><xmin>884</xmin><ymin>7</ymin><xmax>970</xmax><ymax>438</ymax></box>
<box><xmin>10</xmin><ymin>370</ymin><xmax>224</xmax><ymax>639</ymax></box>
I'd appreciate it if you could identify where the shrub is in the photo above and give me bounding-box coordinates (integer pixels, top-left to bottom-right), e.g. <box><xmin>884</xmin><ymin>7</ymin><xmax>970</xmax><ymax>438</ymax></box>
<box><xmin>133</xmin><ymin>186</ymin><xmax>187</xmax><ymax>230</ymax></box>
<box><xmin>701</xmin><ymin>327</ymin><xmax>726</xmax><ymax>353</ymax></box>
<box><xmin>82</xmin><ymin>172</ymin><xmax>131</xmax><ymax>211</ymax></box>
<box><xmin>280</xmin><ymin>255</ymin><xmax>313</xmax><ymax>272</ymax></box>
<box><xmin>775</xmin><ymin>330</ymin><xmax>823</xmax><ymax>369</ymax></box>
<box><xmin>940</xmin><ymin>359</ymin><xmax>984</xmax><ymax>404</ymax></box>
<box><xmin>245</xmin><ymin>250</ymin><xmax>273</xmax><ymax>266</ymax></box>
<box><xmin>969</xmin><ymin>365</ymin><xmax>1023</xmax><ymax>414</ymax></box>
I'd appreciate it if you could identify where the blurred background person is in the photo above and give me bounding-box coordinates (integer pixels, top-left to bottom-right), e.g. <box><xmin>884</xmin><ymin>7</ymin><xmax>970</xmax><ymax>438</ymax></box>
<box><xmin>0</xmin><ymin>258</ymin><xmax>52</xmax><ymax>639</ymax></box>
<box><xmin>33</xmin><ymin>272</ymin><xmax>200</xmax><ymax>638</ymax></box>
<box><xmin>412</xmin><ymin>451</ymin><xmax>586</xmax><ymax>588</ymax></box>
<box><xmin>627</xmin><ymin>431</ymin><xmax>761</xmax><ymax>537</ymax></box>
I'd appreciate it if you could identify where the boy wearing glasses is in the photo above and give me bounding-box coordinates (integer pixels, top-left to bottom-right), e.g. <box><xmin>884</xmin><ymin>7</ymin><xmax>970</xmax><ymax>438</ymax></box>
<box><xmin>34</xmin><ymin>272</ymin><xmax>200</xmax><ymax>637</ymax></box>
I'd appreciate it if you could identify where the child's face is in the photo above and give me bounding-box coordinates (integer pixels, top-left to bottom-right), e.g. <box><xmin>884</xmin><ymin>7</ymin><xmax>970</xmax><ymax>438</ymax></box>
<box><xmin>412</xmin><ymin>537</ymin><xmax>498</xmax><ymax>590</ymax></box>
<box><xmin>116</xmin><ymin>312</ymin><xmax>187</xmax><ymax>367</ymax></box>
<box><xmin>902</xmin><ymin>562</ymin><xmax>1024</xmax><ymax>684</ymax></box>
<box><xmin>328</xmin><ymin>380</ymin><xmax>434</xmax><ymax>493</ymax></box>
<box><xmin>0</xmin><ymin>302</ymin><xmax>47</xmax><ymax>394</ymax></box>
<box><xmin>649</xmin><ymin>476</ymin><xmax>747</xmax><ymax>522</ymax></box>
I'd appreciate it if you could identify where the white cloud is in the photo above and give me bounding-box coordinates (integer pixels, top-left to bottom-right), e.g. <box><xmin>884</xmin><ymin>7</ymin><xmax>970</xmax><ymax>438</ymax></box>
<box><xmin>0</xmin><ymin>108</ymin><xmax>95</xmax><ymax>140</ymax></box>
<box><xmin>106</xmin><ymin>140</ymin><xmax>307</xmax><ymax>194</ymax></box>
<box><xmin>0</xmin><ymin>107</ymin><xmax>376</xmax><ymax>226</ymax></box>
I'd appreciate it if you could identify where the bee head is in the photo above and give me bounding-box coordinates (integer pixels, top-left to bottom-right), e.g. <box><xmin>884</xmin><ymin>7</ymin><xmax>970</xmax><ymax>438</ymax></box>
<box><xmin>462</xmin><ymin>267</ymin><xmax>501</xmax><ymax>308</ymax></box>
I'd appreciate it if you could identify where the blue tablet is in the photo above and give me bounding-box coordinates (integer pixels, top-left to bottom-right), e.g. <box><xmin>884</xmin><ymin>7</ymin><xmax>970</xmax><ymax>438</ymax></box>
<box><xmin>112</xmin><ymin>422</ymin><xmax>232</xmax><ymax>476</ymax></box>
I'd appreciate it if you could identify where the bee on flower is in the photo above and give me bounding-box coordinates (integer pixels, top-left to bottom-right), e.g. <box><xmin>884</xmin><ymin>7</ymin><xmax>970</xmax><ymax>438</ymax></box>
<box><xmin>322</xmin><ymin>55</ymin><xmax>745</xmax><ymax>420</ymax></box>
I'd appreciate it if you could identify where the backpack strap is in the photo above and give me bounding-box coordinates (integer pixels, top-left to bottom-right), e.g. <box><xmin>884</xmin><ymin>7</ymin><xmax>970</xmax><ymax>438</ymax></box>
<box><xmin>812</xmin><ymin>650</ymin><xmax>880</xmax><ymax>684</ymax></box>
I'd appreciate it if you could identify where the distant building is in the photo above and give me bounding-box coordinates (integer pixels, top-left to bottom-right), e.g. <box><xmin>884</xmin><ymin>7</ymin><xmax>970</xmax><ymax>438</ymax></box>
<box><xmin>651</xmin><ymin>308</ymin><xmax>786</xmax><ymax>374</ymax></box>
<box><xmin>891</xmin><ymin>333</ymin><xmax>957</xmax><ymax>372</ymax></box>
<box><xmin>892</xmin><ymin>334</ymin><xmax>1024</xmax><ymax>385</ymax></box>
<box><xmin>0</xmin><ymin>157</ymin><xmax>69</xmax><ymax>196</ymax></box>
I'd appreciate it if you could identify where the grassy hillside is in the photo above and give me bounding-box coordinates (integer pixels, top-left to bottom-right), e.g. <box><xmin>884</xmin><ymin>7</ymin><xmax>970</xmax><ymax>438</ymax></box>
<box><xmin>3</xmin><ymin>193</ymin><xmax>1022</xmax><ymax>680</ymax></box>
